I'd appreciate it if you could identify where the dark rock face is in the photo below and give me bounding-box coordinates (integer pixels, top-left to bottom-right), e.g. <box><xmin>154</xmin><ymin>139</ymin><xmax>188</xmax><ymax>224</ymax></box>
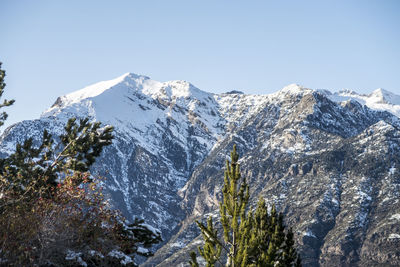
<box><xmin>146</xmin><ymin>91</ymin><xmax>400</xmax><ymax>267</ymax></box>
<box><xmin>1</xmin><ymin>81</ymin><xmax>400</xmax><ymax>267</ymax></box>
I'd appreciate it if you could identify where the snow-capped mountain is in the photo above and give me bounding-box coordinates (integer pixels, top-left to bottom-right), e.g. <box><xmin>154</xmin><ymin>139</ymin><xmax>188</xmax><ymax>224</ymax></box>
<box><xmin>1</xmin><ymin>74</ymin><xmax>400</xmax><ymax>266</ymax></box>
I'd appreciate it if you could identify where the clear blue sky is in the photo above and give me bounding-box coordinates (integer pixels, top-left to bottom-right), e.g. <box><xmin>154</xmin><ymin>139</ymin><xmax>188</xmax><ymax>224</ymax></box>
<box><xmin>1</xmin><ymin>0</ymin><xmax>399</xmax><ymax>129</ymax></box>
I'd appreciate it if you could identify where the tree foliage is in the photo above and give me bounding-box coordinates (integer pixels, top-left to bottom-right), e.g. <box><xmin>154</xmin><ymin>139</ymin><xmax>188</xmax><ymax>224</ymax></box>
<box><xmin>246</xmin><ymin>199</ymin><xmax>301</xmax><ymax>267</ymax></box>
<box><xmin>0</xmin><ymin>117</ymin><xmax>114</xmax><ymax>209</ymax></box>
<box><xmin>0</xmin><ymin>172</ymin><xmax>161</xmax><ymax>266</ymax></box>
<box><xmin>190</xmin><ymin>145</ymin><xmax>301</xmax><ymax>267</ymax></box>
<box><xmin>0</xmin><ymin>62</ymin><xmax>15</xmax><ymax>127</ymax></box>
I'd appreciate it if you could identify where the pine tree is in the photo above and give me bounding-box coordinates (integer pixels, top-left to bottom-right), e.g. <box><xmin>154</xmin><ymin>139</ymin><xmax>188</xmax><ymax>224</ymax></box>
<box><xmin>190</xmin><ymin>145</ymin><xmax>301</xmax><ymax>266</ymax></box>
<box><xmin>191</xmin><ymin>216</ymin><xmax>222</xmax><ymax>267</ymax></box>
<box><xmin>220</xmin><ymin>145</ymin><xmax>250</xmax><ymax>267</ymax></box>
<box><xmin>0</xmin><ymin>62</ymin><xmax>15</xmax><ymax>127</ymax></box>
<box><xmin>281</xmin><ymin>228</ymin><xmax>302</xmax><ymax>267</ymax></box>
<box><xmin>247</xmin><ymin>199</ymin><xmax>301</xmax><ymax>267</ymax></box>
<box><xmin>0</xmin><ymin>117</ymin><xmax>114</xmax><ymax>209</ymax></box>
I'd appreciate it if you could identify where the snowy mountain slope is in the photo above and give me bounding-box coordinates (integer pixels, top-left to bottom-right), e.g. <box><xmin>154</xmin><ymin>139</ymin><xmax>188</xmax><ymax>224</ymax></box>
<box><xmin>1</xmin><ymin>73</ymin><xmax>275</xmax><ymax>255</ymax></box>
<box><xmin>1</xmin><ymin>74</ymin><xmax>400</xmax><ymax>266</ymax></box>
<box><xmin>323</xmin><ymin>88</ymin><xmax>400</xmax><ymax>118</ymax></box>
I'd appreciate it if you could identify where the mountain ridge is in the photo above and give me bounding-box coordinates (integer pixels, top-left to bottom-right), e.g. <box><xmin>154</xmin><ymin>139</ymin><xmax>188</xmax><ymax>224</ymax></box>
<box><xmin>43</xmin><ymin>74</ymin><xmax>400</xmax><ymax>122</ymax></box>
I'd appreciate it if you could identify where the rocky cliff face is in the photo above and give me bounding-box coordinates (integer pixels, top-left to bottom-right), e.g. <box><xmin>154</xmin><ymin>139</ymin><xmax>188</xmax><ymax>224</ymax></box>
<box><xmin>1</xmin><ymin>74</ymin><xmax>399</xmax><ymax>266</ymax></box>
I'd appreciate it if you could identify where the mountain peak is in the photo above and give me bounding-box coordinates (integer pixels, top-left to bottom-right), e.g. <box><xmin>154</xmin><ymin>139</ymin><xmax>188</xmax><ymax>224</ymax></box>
<box><xmin>281</xmin><ymin>83</ymin><xmax>303</xmax><ymax>91</ymax></box>
<box><xmin>60</xmin><ymin>72</ymin><xmax>149</xmax><ymax>104</ymax></box>
<box><xmin>122</xmin><ymin>72</ymin><xmax>152</xmax><ymax>83</ymax></box>
<box><xmin>337</xmin><ymin>89</ymin><xmax>359</xmax><ymax>95</ymax></box>
<box><xmin>43</xmin><ymin>72</ymin><xmax>154</xmax><ymax>117</ymax></box>
<box><xmin>369</xmin><ymin>88</ymin><xmax>400</xmax><ymax>105</ymax></box>
<box><xmin>371</xmin><ymin>88</ymin><xmax>387</xmax><ymax>95</ymax></box>
<box><xmin>326</xmin><ymin>88</ymin><xmax>400</xmax><ymax>118</ymax></box>
<box><xmin>43</xmin><ymin>73</ymin><xmax>215</xmax><ymax>124</ymax></box>
<box><xmin>275</xmin><ymin>84</ymin><xmax>313</xmax><ymax>97</ymax></box>
<box><xmin>161</xmin><ymin>80</ymin><xmax>209</xmax><ymax>99</ymax></box>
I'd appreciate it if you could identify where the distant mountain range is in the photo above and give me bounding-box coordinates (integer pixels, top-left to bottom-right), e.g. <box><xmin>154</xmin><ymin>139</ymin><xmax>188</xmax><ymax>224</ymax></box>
<box><xmin>1</xmin><ymin>73</ymin><xmax>400</xmax><ymax>266</ymax></box>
